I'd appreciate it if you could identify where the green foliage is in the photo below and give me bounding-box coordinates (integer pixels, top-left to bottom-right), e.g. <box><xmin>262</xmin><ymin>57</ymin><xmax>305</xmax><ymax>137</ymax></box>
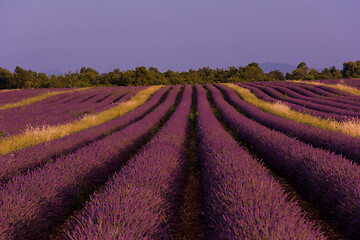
<box><xmin>287</xmin><ymin>62</ymin><xmax>311</xmax><ymax>80</ymax></box>
<box><xmin>0</xmin><ymin>61</ymin><xmax>359</xmax><ymax>89</ymax></box>
<box><xmin>0</xmin><ymin>67</ymin><xmax>13</xmax><ymax>89</ymax></box>
<box><xmin>342</xmin><ymin>61</ymin><xmax>360</xmax><ymax>78</ymax></box>
<box><xmin>267</xmin><ymin>69</ymin><xmax>285</xmax><ymax>81</ymax></box>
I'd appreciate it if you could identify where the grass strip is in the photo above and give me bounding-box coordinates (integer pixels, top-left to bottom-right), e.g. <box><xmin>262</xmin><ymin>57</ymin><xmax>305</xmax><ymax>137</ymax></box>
<box><xmin>223</xmin><ymin>83</ymin><xmax>360</xmax><ymax>137</ymax></box>
<box><xmin>0</xmin><ymin>86</ymin><xmax>163</xmax><ymax>155</ymax></box>
<box><xmin>289</xmin><ymin>80</ymin><xmax>360</xmax><ymax>96</ymax></box>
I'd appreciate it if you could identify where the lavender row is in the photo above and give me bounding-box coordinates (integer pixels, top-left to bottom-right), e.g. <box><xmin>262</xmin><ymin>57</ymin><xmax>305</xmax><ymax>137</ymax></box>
<box><xmin>293</xmin><ymin>83</ymin><xmax>360</xmax><ymax>105</ymax></box>
<box><xmin>271</xmin><ymin>81</ymin><xmax>360</xmax><ymax>103</ymax></box>
<box><xmin>258</xmin><ymin>82</ymin><xmax>360</xmax><ymax>111</ymax></box>
<box><xmin>44</xmin><ymin>86</ymin><xmax>143</xmax><ymax>123</ymax></box>
<box><xmin>268</xmin><ymin>81</ymin><xmax>337</xmax><ymax>97</ymax></box>
<box><xmin>1</xmin><ymin>86</ymin><xmax>140</xmax><ymax>137</ymax></box>
<box><xmin>265</xmin><ymin>83</ymin><xmax>360</xmax><ymax>114</ymax></box>
<box><xmin>195</xmin><ymin>85</ymin><xmax>324</xmax><ymax>239</ymax></box>
<box><xmin>244</xmin><ymin>82</ymin><xmax>360</xmax><ymax>119</ymax></box>
<box><xmin>208</xmin><ymin>84</ymin><xmax>360</xmax><ymax>238</ymax></box>
<box><xmin>315</xmin><ymin>79</ymin><xmax>360</xmax><ymax>88</ymax></box>
<box><xmin>269</xmin><ymin>81</ymin><xmax>342</xmax><ymax>97</ymax></box>
<box><xmin>0</xmin><ymin>86</ymin><xmax>171</xmax><ymax>183</ymax></box>
<box><xmin>0</xmin><ymin>89</ymin><xmax>94</xmax><ymax>135</ymax></box>
<box><xmin>0</xmin><ymin>87</ymin><xmax>140</xmax><ymax>137</ymax></box>
<box><xmin>0</xmin><ymin>88</ymin><xmax>68</xmax><ymax>105</ymax></box>
<box><xmin>237</xmin><ymin>83</ymin><xmax>348</xmax><ymax>121</ymax></box>
<box><xmin>216</xmin><ymin>84</ymin><xmax>360</xmax><ymax>163</ymax></box>
<box><xmin>262</xmin><ymin>81</ymin><xmax>360</xmax><ymax>108</ymax></box>
<box><xmin>29</xmin><ymin>88</ymin><xmax>134</xmax><ymax>129</ymax></box>
<box><xmin>64</xmin><ymin>85</ymin><xmax>192</xmax><ymax>239</ymax></box>
<box><xmin>0</xmin><ymin>86</ymin><xmax>180</xmax><ymax>239</ymax></box>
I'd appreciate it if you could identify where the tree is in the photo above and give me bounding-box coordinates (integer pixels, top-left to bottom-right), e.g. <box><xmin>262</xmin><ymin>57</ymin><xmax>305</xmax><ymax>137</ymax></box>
<box><xmin>240</xmin><ymin>62</ymin><xmax>266</xmax><ymax>81</ymax></box>
<box><xmin>342</xmin><ymin>61</ymin><xmax>360</xmax><ymax>78</ymax></box>
<box><xmin>309</xmin><ymin>68</ymin><xmax>318</xmax><ymax>80</ymax></box>
<box><xmin>37</xmin><ymin>73</ymin><xmax>51</xmax><ymax>88</ymax></box>
<box><xmin>297</xmin><ymin>62</ymin><xmax>309</xmax><ymax>71</ymax></box>
<box><xmin>267</xmin><ymin>69</ymin><xmax>285</xmax><ymax>81</ymax></box>
<box><xmin>13</xmin><ymin>67</ymin><xmax>37</xmax><ymax>88</ymax></box>
<box><xmin>317</xmin><ymin>68</ymin><xmax>333</xmax><ymax>80</ymax></box>
<box><xmin>165</xmin><ymin>70</ymin><xmax>182</xmax><ymax>84</ymax></box>
<box><xmin>0</xmin><ymin>67</ymin><xmax>13</xmax><ymax>89</ymax></box>
<box><xmin>79</xmin><ymin>67</ymin><xmax>99</xmax><ymax>85</ymax></box>
<box><xmin>329</xmin><ymin>66</ymin><xmax>342</xmax><ymax>79</ymax></box>
<box><xmin>288</xmin><ymin>62</ymin><xmax>311</xmax><ymax>80</ymax></box>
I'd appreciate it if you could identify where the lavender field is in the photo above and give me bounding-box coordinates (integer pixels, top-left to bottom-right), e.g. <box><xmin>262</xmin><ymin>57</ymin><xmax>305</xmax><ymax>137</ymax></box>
<box><xmin>1</xmin><ymin>80</ymin><xmax>360</xmax><ymax>239</ymax></box>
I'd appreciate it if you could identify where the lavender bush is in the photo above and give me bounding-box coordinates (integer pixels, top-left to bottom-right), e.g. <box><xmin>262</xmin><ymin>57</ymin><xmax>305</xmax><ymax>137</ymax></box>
<box><xmin>0</xmin><ymin>86</ymin><xmax>180</xmax><ymax>239</ymax></box>
<box><xmin>208</xmin><ymin>84</ymin><xmax>360</xmax><ymax>238</ymax></box>
<box><xmin>64</xmin><ymin>85</ymin><xmax>192</xmax><ymax>239</ymax></box>
<box><xmin>196</xmin><ymin>84</ymin><xmax>325</xmax><ymax>239</ymax></box>
<box><xmin>0</xmin><ymin>86</ymin><xmax>170</xmax><ymax>183</ymax></box>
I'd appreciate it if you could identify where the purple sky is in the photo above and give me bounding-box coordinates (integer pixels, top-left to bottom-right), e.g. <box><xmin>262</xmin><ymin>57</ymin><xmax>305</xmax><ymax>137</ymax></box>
<box><xmin>1</xmin><ymin>0</ymin><xmax>359</xmax><ymax>73</ymax></box>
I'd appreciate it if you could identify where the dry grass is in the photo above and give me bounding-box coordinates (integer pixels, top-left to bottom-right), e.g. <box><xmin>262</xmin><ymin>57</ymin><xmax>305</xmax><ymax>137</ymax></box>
<box><xmin>0</xmin><ymin>89</ymin><xmax>20</xmax><ymax>92</ymax></box>
<box><xmin>0</xmin><ymin>86</ymin><xmax>163</xmax><ymax>155</ymax></box>
<box><xmin>223</xmin><ymin>83</ymin><xmax>360</xmax><ymax>138</ymax></box>
<box><xmin>0</xmin><ymin>88</ymin><xmax>89</xmax><ymax>110</ymax></box>
<box><xmin>288</xmin><ymin>80</ymin><xmax>360</xmax><ymax>96</ymax></box>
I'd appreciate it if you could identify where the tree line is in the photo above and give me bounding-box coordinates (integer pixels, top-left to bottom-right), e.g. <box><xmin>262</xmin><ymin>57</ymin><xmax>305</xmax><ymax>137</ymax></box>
<box><xmin>0</xmin><ymin>61</ymin><xmax>360</xmax><ymax>89</ymax></box>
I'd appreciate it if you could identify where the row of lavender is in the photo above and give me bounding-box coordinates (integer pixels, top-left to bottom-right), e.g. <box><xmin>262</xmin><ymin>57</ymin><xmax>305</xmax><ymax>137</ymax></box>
<box><xmin>195</xmin><ymin>85</ymin><xmax>324</xmax><ymax>239</ymax></box>
<box><xmin>0</xmin><ymin>86</ymin><xmax>180</xmax><ymax>238</ymax></box>
<box><xmin>207</xmin><ymin>84</ymin><xmax>360</xmax><ymax>238</ymax></box>
<box><xmin>239</xmin><ymin>81</ymin><xmax>360</xmax><ymax>121</ymax></box>
<box><xmin>65</xmin><ymin>83</ymin><xmax>360</xmax><ymax>239</ymax></box>
<box><xmin>1</xmin><ymin>82</ymin><xmax>360</xmax><ymax>238</ymax></box>
<box><xmin>65</xmin><ymin>85</ymin><xmax>192</xmax><ymax>239</ymax></box>
<box><xmin>216</xmin><ymin>84</ymin><xmax>360</xmax><ymax>162</ymax></box>
<box><xmin>315</xmin><ymin>79</ymin><xmax>360</xmax><ymax>88</ymax></box>
<box><xmin>0</xmin><ymin>86</ymin><xmax>170</xmax><ymax>183</ymax></box>
<box><xmin>64</xmin><ymin>84</ymin><xmax>331</xmax><ymax>239</ymax></box>
<box><xmin>0</xmin><ymin>88</ymin><xmax>70</xmax><ymax>104</ymax></box>
<box><xmin>0</xmin><ymin>86</ymin><xmax>145</xmax><ymax>137</ymax></box>
<box><xmin>238</xmin><ymin>83</ymin><xmax>347</xmax><ymax>121</ymax></box>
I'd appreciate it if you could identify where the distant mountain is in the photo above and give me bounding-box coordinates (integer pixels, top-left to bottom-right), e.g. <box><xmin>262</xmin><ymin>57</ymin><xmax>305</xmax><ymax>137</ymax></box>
<box><xmin>259</xmin><ymin>62</ymin><xmax>323</xmax><ymax>74</ymax></box>
<box><xmin>44</xmin><ymin>70</ymin><xmax>62</xmax><ymax>76</ymax></box>
<box><xmin>259</xmin><ymin>62</ymin><xmax>297</xmax><ymax>74</ymax></box>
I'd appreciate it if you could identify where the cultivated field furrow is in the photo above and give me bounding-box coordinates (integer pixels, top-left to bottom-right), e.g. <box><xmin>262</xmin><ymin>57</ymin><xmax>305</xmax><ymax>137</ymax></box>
<box><xmin>64</xmin><ymin>85</ymin><xmax>192</xmax><ymax>239</ymax></box>
<box><xmin>245</xmin><ymin>83</ymin><xmax>360</xmax><ymax>118</ymax></box>
<box><xmin>259</xmin><ymin>82</ymin><xmax>360</xmax><ymax>111</ymax></box>
<box><xmin>315</xmin><ymin>79</ymin><xmax>360</xmax><ymax>89</ymax></box>
<box><xmin>291</xmin><ymin>80</ymin><xmax>360</xmax><ymax>96</ymax></box>
<box><xmin>0</xmin><ymin>86</ymin><xmax>180</xmax><ymax>239</ymax></box>
<box><xmin>0</xmin><ymin>86</ymin><xmax>162</xmax><ymax>155</ymax></box>
<box><xmin>0</xmin><ymin>87</ymin><xmax>142</xmax><ymax>137</ymax></box>
<box><xmin>284</xmin><ymin>82</ymin><xmax>360</xmax><ymax>102</ymax></box>
<box><xmin>237</xmin><ymin>82</ymin><xmax>347</xmax><ymax>121</ymax></box>
<box><xmin>0</xmin><ymin>89</ymin><xmax>96</xmax><ymax>135</ymax></box>
<box><xmin>1</xmin><ymin>80</ymin><xmax>360</xmax><ymax>239</ymax></box>
<box><xmin>0</xmin><ymin>86</ymin><xmax>171</xmax><ymax>184</ymax></box>
<box><xmin>196</xmin><ymin>84</ymin><xmax>325</xmax><ymax>239</ymax></box>
<box><xmin>270</xmin><ymin>82</ymin><xmax>360</xmax><ymax>108</ymax></box>
<box><xmin>269</xmin><ymin>81</ymin><xmax>337</xmax><ymax>97</ymax></box>
<box><xmin>229</xmin><ymin>83</ymin><xmax>360</xmax><ymax>137</ymax></box>
<box><xmin>208</xmin><ymin>84</ymin><xmax>360</xmax><ymax>238</ymax></box>
<box><xmin>0</xmin><ymin>88</ymin><xmax>88</xmax><ymax>110</ymax></box>
<box><xmin>0</xmin><ymin>88</ymin><xmax>69</xmax><ymax>105</ymax></box>
<box><xmin>215</xmin><ymin>84</ymin><xmax>360</xmax><ymax>163</ymax></box>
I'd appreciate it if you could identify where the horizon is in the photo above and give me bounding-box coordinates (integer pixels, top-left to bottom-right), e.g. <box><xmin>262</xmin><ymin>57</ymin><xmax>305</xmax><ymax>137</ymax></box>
<box><xmin>4</xmin><ymin>61</ymin><xmax>321</xmax><ymax>76</ymax></box>
<box><xmin>1</xmin><ymin>0</ymin><xmax>359</xmax><ymax>73</ymax></box>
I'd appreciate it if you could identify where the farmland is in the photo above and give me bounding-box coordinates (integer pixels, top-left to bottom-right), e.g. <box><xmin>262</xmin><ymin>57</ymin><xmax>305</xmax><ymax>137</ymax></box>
<box><xmin>1</xmin><ymin>80</ymin><xmax>360</xmax><ymax>239</ymax></box>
